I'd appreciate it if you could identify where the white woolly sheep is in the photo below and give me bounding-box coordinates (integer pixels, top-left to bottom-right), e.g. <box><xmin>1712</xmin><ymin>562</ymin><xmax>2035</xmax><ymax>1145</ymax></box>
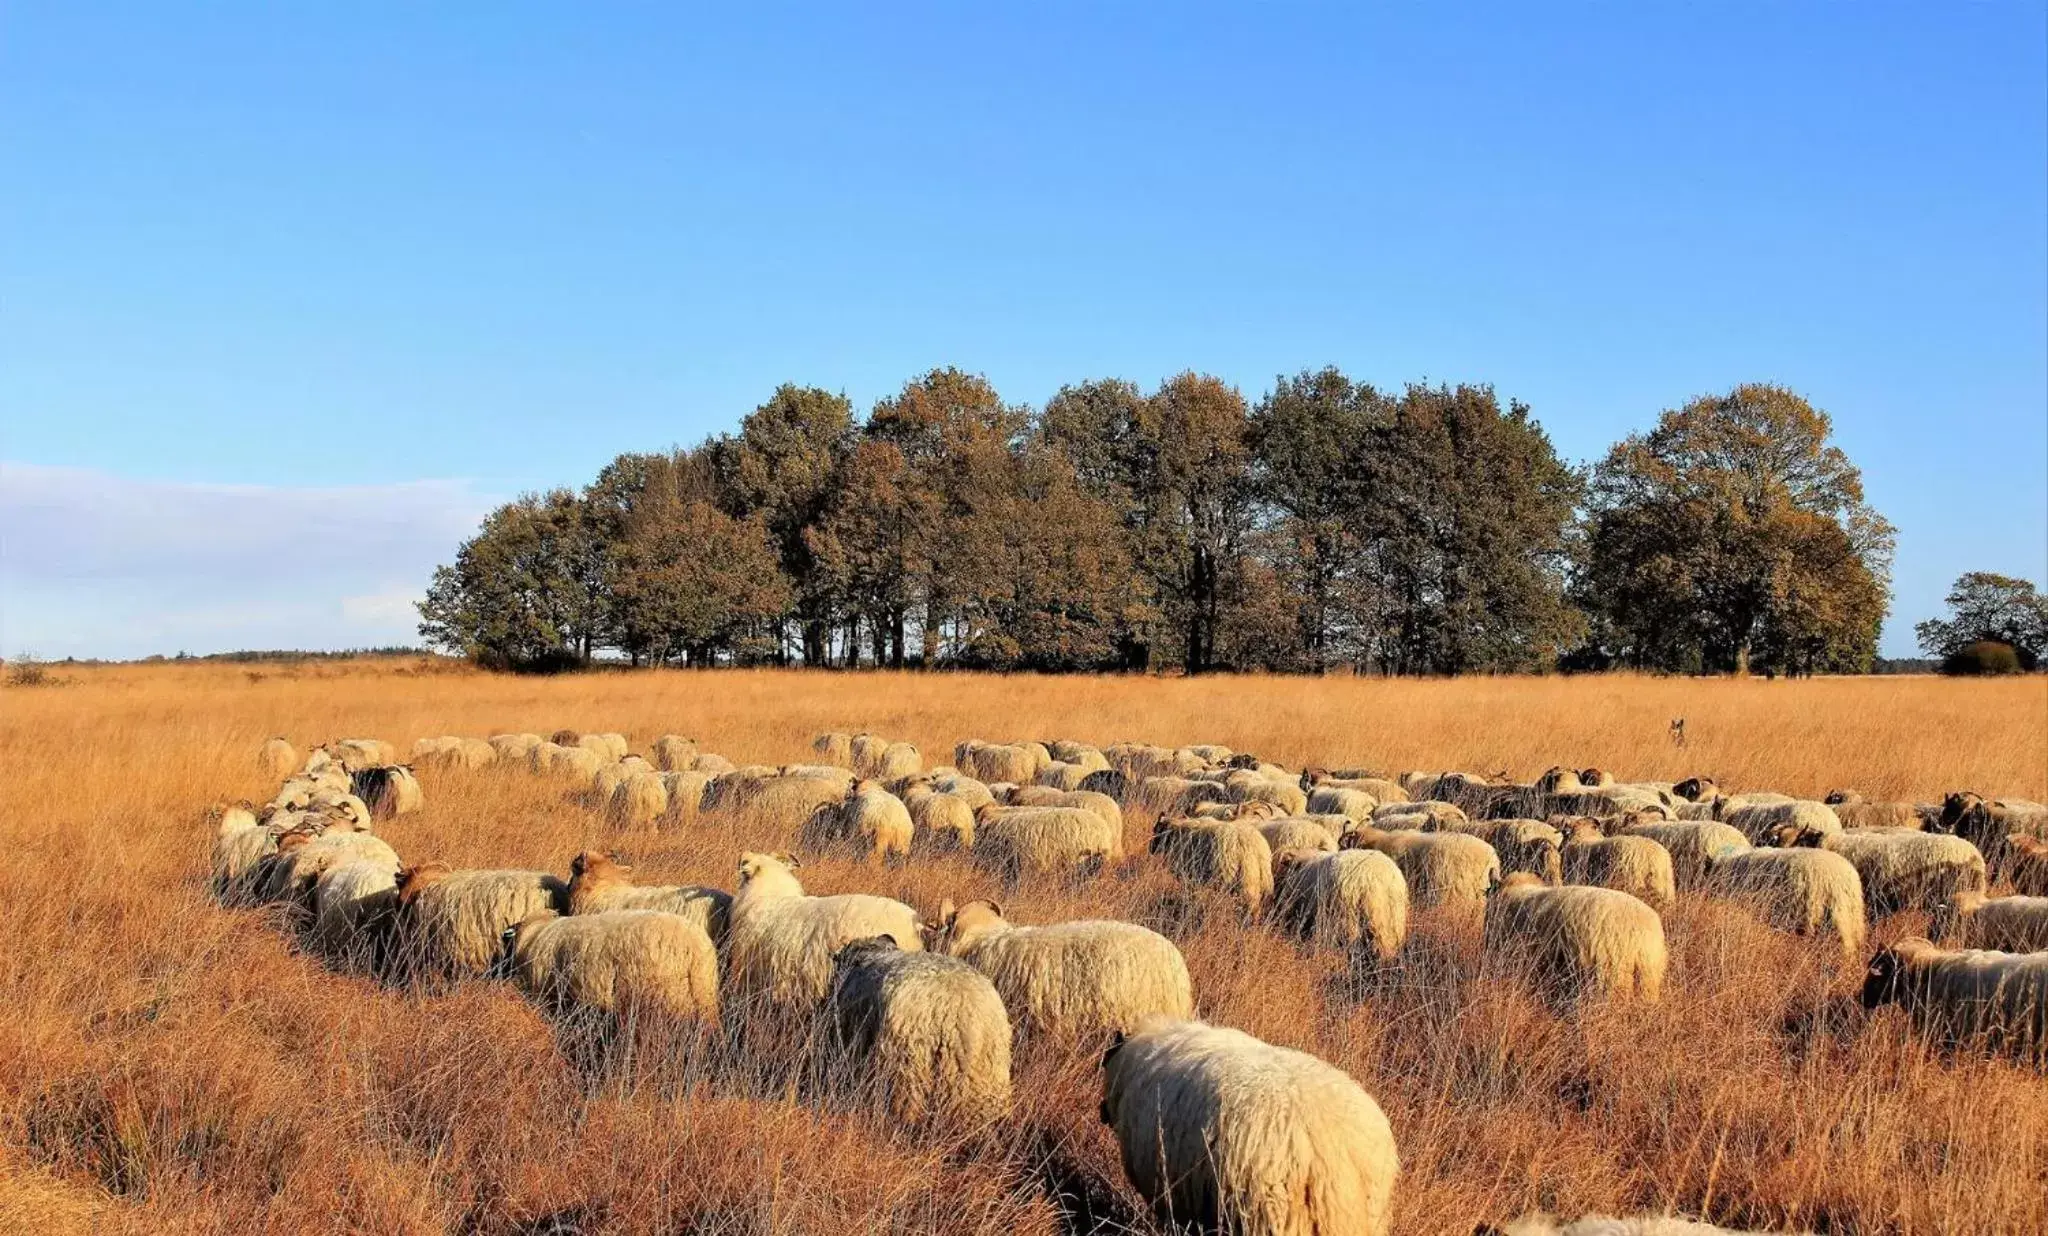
<box><xmin>1004</xmin><ymin>785</ymin><xmax>1123</xmax><ymax>834</ymax></box>
<box><xmin>974</xmin><ymin>804</ymin><xmax>1122</xmax><ymax>880</ymax></box>
<box><xmin>1931</xmin><ymin>891</ymin><xmax>2048</xmax><ymax>953</ymax></box>
<box><xmin>1257</xmin><ymin>817</ymin><xmax>1341</xmax><ymax>855</ymax></box>
<box><xmin>1441</xmin><ymin>817</ymin><xmax>1564</xmax><ymax>885</ymax></box>
<box><xmin>1861</xmin><ymin>937</ymin><xmax>2048</xmax><ymax>1062</ymax></box>
<box><xmin>1615</xmin><ymin>817</ymin><xmax>1751</xmax><ymax>889</ymax></box>
<box><xmin>504</xmin><ymin>908</ymin><xmax>719</xmax><ymax>1029</ymax></box>
<box><xmin>1129</xmin><ymin>775</ymin><xmax>1230</xmax><ymax>817</ymax></box>
<box><xmin>1786</xmin><ymin>826</ymin><xmax>1986</xmax><ymax>915</ymax></box>
<box><xmin>258</xmin><ymin>738</ymin><xmax>299</xmax><ymax>777</ymax></box>
<box><xmin>2011</xmin><ymin>835</ymin><xmax>2048</xmax><ymax>896</ymax></box>
<box><xmin>820</xmin><ymin>937</ymin><xmax>1012</xmax><ymax>1128</ymax></box>
<box><xmin>720</xmin><ymin>772</ymin><xmax>848</xmax><ymax>832</ymax></box>
<box><xmin>803</xmin><ymin>780</ymin><xmax>915</xmax><ymax>863</ymax></box>
<box><xmin>1484</xmin><ymin>873</ymin><xmax>1666</xmax><ymax>1003</ymax></box>
<box><xmin>651</xmin><ymin>734</ymin><xmax>700</xmax><ymax>771</ymax></box>
<box><xmin>1722</xmin><ymin>799</ymin><xmax>1840</xmax><ymax>845</ymax></box>
<box><xmin>1703</xmin><ymin>848</ymin><xmax>1866</xmax><ymax>956</ymax></box>
<box><xmin>1935</xmin><ymin>792</ymin><xmax>2048</xmax><ymax>875</ymax></box>
<box><xmin>394</xmin><ymin>863</ymin><xmax>570</xmax><ymax>979</ymax></box>
<box><xmin>959</xmin><ymin>741</ymin><xmax>1044</xmax><ymax>785</ymax></box>
<box><xmin>1149</xmin><ymin>818</ymin><xmax>1274</xmax><ymax>913</ymax></box>
<box><xmin>1272</xmin><ymin>847</ymin><xmax>1408</xmax><ymax>959</ymax></box>
<box><xmin>255</xmin><ymin>829</ymin><xmax>402</xmax><ymax>912</ymax></box>
<box><xmin>489</xmin><ymin>733</ymin><xmax>544</xmax><ymax>760</ymax></box>
<box><xmin>1555</xmin><ymin>818</ymin><xmax>1676</xmax><ymax>910</ymax></box>
<box><xmin>812</xmin><ymin>732</ymin><xmax>854</xmax><ymax>767</ymax></box>
<box><xmin>1340</xmin><ymin>825</ymin><xmax>1499</xmax><ymax>909</ymax></box>
<box><xmin>1034</xmin><ymin>761</ymin><xmax>1094</xmax><ymax>791</ymax></box>
<box><xmin>1304</xmin><ymin>785</ymin><xmax>1377</xmax><ymax>822</ymax></box>
<box><xmin>1223</xmin><ymin>771</ymin><xmax>1308</xmax><ymax>817</ymax></box>
<box><xmin>1099</xmin><ymin>1017</ymin><xmax>1399</xmax><ymax>1236</ymax></box>
<box><xmin>567</xmin><ymin>851</ymin><xmax>731</xmax><ymax>944</ymax></box>
<box><xmin>722</xmin><ymin>851</ymin><xmax>923</xmax><ymax>1026</ymax></box>
<box><xmin>310</xmin><ymin>858</ymin><xmax>400</xmax><ymax>965</ymax></box>
<box><xmin>1373</xmin><ymin>800</ymin><xmax>1468</xmax><ymax>831</ymax></box>
<box><xmin>658</xmin><ymin>771</ymin><xmax>711</xmax><ymax>827</ymax></box>
<box><xmin>905</xmin><ymin>785</ymin><xmax>977</xmax><ymax>851</ymax></box>
<box><xmin>606</xmin><ymin>770</ymin><xmax>670</xmax><ymax>828</ymax></box>
<box><xmin>931</xmin><ymin>899</ymin><xmax>1193</xmax><ymax>1039</ymax></box>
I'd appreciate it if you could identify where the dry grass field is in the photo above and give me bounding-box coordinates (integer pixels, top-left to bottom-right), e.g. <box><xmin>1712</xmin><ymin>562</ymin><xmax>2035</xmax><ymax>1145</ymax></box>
<box><xmin>3</xmin><ymin>660</ymin><xmax>2045</xmax><ymax>1235</ymax></box>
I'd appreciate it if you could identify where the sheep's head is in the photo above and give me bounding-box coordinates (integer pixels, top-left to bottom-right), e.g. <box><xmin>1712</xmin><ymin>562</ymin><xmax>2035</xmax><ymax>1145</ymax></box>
<box><xmin>395</xmin><ymin>862</ymin><xmax>453</xmax><ymax>907</ymax></box>
<box><xmin>1271</xmin><ymin>848</ymin><xmax>1318</xmax><ymax>883</ymax></box>
<box><xmin>1674</xmin><ymin>776</ymin><xmax>1717</xmax><ymax>802</ymax></box>
<box><xmin>1824</xmin><ymin>788</ymin><xmax>1864</xmax><ymax>806</ymax></box>
<box><xmin>1936</xmin><ymin>792</ymin><xmax>1985</xmax><ymax>835</ymax></box>
<box><xmin>1299</xmin><ymin>767</ymin><xmax>1329</xmax><ymax>790</ymax></box>
<box><xmin>1859</xmin><ymin>939</ymin><xmax>1932</xmax><ymax>1008</ymax></box>
<box><xmin>1774</xmin><ymin>824</ymin><xmax>1828</xmax><ymax>849</ymax></box>
<box><xmin>1578</xmin><ymin>767</ymin><xmax>1612</xmax><ymax>788</ymax></box>
<box><xmin>569</xmin><ymin>850</ymin><xmax>628</xmax><ymax>885</ymax></box>
<box><xmin>1234</xmin><ymin>800</ymin><xmax>1282</xmax><ymax>822</ymax></box>
<box><xmin>1493</xmin><ymin>871</ymin><xmax>1546</xmax><ymax>896</ymax></box>
<box><xmin>735</xmin><ymin>850</ymin><xmax>798</xmax><ymax>886</ymax></box>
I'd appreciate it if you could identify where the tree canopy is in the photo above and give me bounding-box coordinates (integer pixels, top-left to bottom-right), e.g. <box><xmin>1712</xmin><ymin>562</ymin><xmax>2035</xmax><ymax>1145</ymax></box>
<box><xmin>1916</xmin><ymin>572</ymin><xmax>2048</xmax><ymax>671</ymax></box>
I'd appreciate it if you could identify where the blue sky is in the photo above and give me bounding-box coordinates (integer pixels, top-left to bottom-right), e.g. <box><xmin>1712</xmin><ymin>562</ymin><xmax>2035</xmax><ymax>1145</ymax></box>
<box><xmin>3</xmin><ymin>4</ymin><xmax>2043</xmax><ymax>658</ymax></box>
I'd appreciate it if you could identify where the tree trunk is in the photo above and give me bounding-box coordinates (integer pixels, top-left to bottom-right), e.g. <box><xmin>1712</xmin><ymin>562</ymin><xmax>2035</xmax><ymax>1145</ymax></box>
<box><xmin>890</xmin><ymin>611</ymin><xmax>906</xmax><ymax>669</ymax></box>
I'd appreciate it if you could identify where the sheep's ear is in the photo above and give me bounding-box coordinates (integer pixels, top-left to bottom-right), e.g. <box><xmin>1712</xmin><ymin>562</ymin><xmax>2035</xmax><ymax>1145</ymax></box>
<box><xmin>775</xmin><ymin>850</ymin><xmax>799</xmax><ymax>868</ymax></box>
<box><xmin>938</xmin><ymin>897</ymin><xmax>956</xmax><ymax>922</ymax></box>
<box><xmin>985</xmin><ymin>900</ymin><xmax>1003</xmax><ymax>920</ymax></box>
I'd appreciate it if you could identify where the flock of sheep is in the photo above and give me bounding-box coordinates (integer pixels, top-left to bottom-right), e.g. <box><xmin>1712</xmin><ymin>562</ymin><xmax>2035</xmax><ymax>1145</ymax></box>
<box><xmin>215</xmin><ymin>729</ymin><xmax>2048</xmax><ymax>1236</ymax></box>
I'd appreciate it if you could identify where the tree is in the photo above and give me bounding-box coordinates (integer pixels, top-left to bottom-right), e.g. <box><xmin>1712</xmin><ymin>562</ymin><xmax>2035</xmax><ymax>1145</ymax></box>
<box><xmin>710</xmin><ymin>385</ymin><xmax>853</xmax><ymax>664</ymax></box>
<box><xmin>1131</xmin><ymin>373</ymin><xmax>1255</xmax><ymax>674</ymax></box>
<box><xmin>805</xmin><ymin>440</ymin><xmax>924</xmax><ymax>667</ymax></box>
<box><xmin>607</xmin><ymin>501</ymin><xmax>791</xmax><ymax>665</ymax></box>
<box><xmin>1040</xmin><ymin>378</ymin><xmax>1164</xmax><ymax>669</ymax></box>
<box><xmin>417</xmin><ymin>490</ymin><xmax>609</xmax><ymax>668</ymax></box>
<box><xmin>1916</xmin><ymin>572</ymin><xmax>2048</xmax><ymax>670</ymax></box>
<box><xmin>1579</xmin><ymin>383</ymin><xmax>1895</xmax><ymax>674</ymax></box>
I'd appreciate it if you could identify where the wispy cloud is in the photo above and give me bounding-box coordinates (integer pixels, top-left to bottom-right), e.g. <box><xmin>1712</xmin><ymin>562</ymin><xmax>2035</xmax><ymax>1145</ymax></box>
<box><xmin>0</xmin><ymin>463</ymin><xmax>498</xmax><ymax>659</ymax></box>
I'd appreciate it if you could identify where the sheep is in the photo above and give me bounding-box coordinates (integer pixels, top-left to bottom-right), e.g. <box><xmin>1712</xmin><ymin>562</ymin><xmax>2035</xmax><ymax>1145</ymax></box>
<box><xmin>258</xmin><ymin>737</ymin><xmax>299</xmax><ymax>777</ymax></box>
<box><xmin>503</xmin><ymin>909</ymin><xmax>720</xmax><ymax>1030</ymax></box>
<box><xmin>210</xmin><ymin>801</ymin><xmax>272</xmax><ymax>895</ymax></box>
<box><xmin>310</xmin><ymin>858</ymin><xmax>400</xmax><ymax>965</ymax></box>
<box><xmin>566</xmin><ymin>851</ymin><xmax>731</xmax><ymax>945</ymax></box>
<box><xmin>528</xmin><ymin>741</ymin><xmax>569</xmax><ymax>775</ymax></box>
<box><xmin>606</xmin><ymin>770</ymin><xmax>670</xmax><ymax>828</ymax></box>
<box><xmin>1099</xmin><ymin>1017</ymin><xmax>1399</xmax><ymax>1236</ymax></box>
<box><xmin>722</xmin><ymin>851</ymin><xmax>923</xmax><ymax>1025</ymax></box>
<box><xmin>930</xmin><ymin>899</ymin><xmax>1193</xmax><ymax>1039</ymax></box>
<box><xmin>811</xmin><ymin>732</ymin><xmax>854</xmax><ymax>767</ymax></box>
<box><xmin>254</xmin><ymin>829</ymin><xmax>402</xmax><ymax>912</ymax></box>
<box><xmin>650</xmin><ymin>734</ymin><xmax>700</xmax><ymax>771</ymax></box>
<box><xmin>721</xmin><ymin>772</ymin><xmax>848</xmax><ymax>832</ymax></box>
<box><xmin>1555</xmin><ymin>818</ymin><xmax>1676</xmax><ymax>910</ymax></box>
<box><xmin>693</xmin><ymin>752</ymin><xmax>736</xmax><ymax>775</ymax></box>
<box><xmin>1184</xmin><ymin>743</ymin><xmax>1234</xmax><ymax>765</ymax></box>
<box><xmin>1373</xmin><ymin>800</ymin><xmax>1467</xmax><ymax>831</ymax></box>
<box><xmin>1034</xmin><ymin>760</ymin><xmax>1094</xmax><ymax>790</ymax></box>
<box><xmin>1440</xmin><ymin>817</ymin><xmax>1564</xmax><ymax>885</ymax></box>
<box><xmin>330</xmin><ymin>738</ymin><xmax>397</xmax><ymax>772</ymax></box>
<box><xmin>1615</xmin><ymin>817</ymin><xmax>1751</xmax><ymax>889</ymax></box>
<box><xmin>1106</xmin><ymin>743</ymin><xmax>1199</xmax><ymax>781</ymax></box>
<box><xmin>818</xmin><ymin>937</ymin><xmax>1012</xmax><ymax>1129</ymax></box>
<box><xmin>2011</xmin><ymin>835</ymin><xmax>2048</xmax><ymax>896</ymax></box>
<box><xmin>1004</xmin><ymin>785</ymin><xmax>1123</xmax><ymax>834</ymax></box>
<box><xmin>1300</xmin><ymin>768</ymin><xmax>1406</xmax><ymax>804</ymax></box>
<box><xmin>1823</xmin><ymin>790</ymin><xmax>1923</xmax><ymax>830</ymax></box>
<box><xmin>1931</xmin><ymin>892</ymin><xmax>2048</xmax><ymax>953</ymax></box>
<box><xmin>928</xmin><ymin>772</ymin><xmax>996</xmax><ymax>811</ymax></box>
<box><xmin>1257</xmin><ymin>817</ymin><xmax>1341</xmax><ymax>855</ymax></box>
<box><xmin>973</xmin><ymin>804</ymin><xmax>1122</xmax><ymax>880</ymax></box>
<box><xmin>1189</xmin><ymin>798</ymin><xmax>1282</xmax><ymax>822</ymax></box>
<box><xmin>1339</xmin><ymin>825</ymin><xmax>1500</xmax><ymax>909</ymax></box>
<box><xmin>1860</xmin><ymin>937</ymin><xmax>2048</xmax><ymax>1062</ymax></box>
<box><xmin>1484</xmin><ymin>1216</ymin><xmax>1790</xmax><ymax>1236</ymax></box>
<box><xmin>1721</xmin><ymin>799</ymin><xmax>1840</xmax><ymax>845</ymax></box>
<box><xmin>1672</xmin><ymin>776</ymin><xmax>1720</xmax><ymax>802</ymax></box>
<box><xmin>843</xmin><ymin>732</ymin><xmax>887</xmax><ymax>775</ymax></box>
<box><xmin>394</xmin><ymin>864</ymin><xmax>569</xmax><ymax>979</ymax></box>
<box><xmin>1304</xmin><ymin>785</ymin><xmax>1377</xmax><ymax>822</ymax></box>
<box><xmin>411</xmin><ymin>736</ymin><xmax>459</xmax><ymax>763</ymax></box>
<box><xmin>1223</xmin><ymin>772</ymin><xmax>1308</xmax><ymax>817</ymax></box>
<box><xmin>803</xmin><ymin>780</ymin><xmax>915</xmax><ymax>863</ymax></box>
<box><xmin>550</xmin><ymin>745</ymin><xmax>607</xmax><ymax>785</ymax></box>
<box><xmin>1045</xmin><ymin>739</ymin><xmax>1107</xmax><ymax>767</ymax></box>
<box><xmin>904</xmin><ymin>785</ymin><xmax>977</xmax><ymax>851</ymax></box>
<box><xmin>1782</xmin><ymin>826</ymin><xmax>1987</xmax><ymax>915</ymax></box>
<box><xmin>1149</xmin><ymin>818</ymin><xmax>1274</xmax><ymax>913</ymax></box>
<box><xmin>659</xmin><ymin>771</ymin><xmax>711</xmax><ymax>827</ymax></box>
<box><xmin>1934</xmin><ymin>792</ymin><xmax>2048</xmax><ymax>872</ymax></box>
<box><xmin>1577</xmin><ymin>768</ymin><xmax>1616</xmax><ymax>789</ymax></box>
<box><xmin>960</xmin><ymin>741</ymin><xmax>1043</xmax><ymax>785</ymax></box>
<box><xmin>594</xmin><ymin>732</ymin><xmax>631</xmax><ymax>761</ymax></box>
<box><xmin>489</xmin><ymin>732</ymin><xmax>544</xmax><ymax>760</ymax></box>
<box><xmin>1484</xmin><ymin>873</ymin><xmax>1666</xmax><ymax>1003</ymax></box>
<box><xmin>1272</xmin><ymin>848</ymin><xmax>1409</xmax><ymax>959</ymax></box>
<box><xmin>1703</xmin><ymin>849</ymin><xmax>1866</xmax><ymax>956</ymax></box>
<box><xmin>1130</xmin><ymin>775</ymin><xmax>1229</xmax><ymax>817</ymax></box>
<box><xmin>1535</xmin><ymin>766</ymin><xmax>1585</xmax><ymax>794</ymax></box>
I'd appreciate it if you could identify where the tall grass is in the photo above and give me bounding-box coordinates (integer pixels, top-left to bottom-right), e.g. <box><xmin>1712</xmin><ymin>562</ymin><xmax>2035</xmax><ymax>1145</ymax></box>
<box><xmin>1</xmin><ymin>661</ymin><xmax>2043</xmax><ymax>1234</ymax></box>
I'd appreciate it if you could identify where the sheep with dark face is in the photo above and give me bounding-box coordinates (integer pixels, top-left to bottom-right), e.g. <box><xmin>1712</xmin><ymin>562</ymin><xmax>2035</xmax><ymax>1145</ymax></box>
<box><xmin>1861</xmin><ymin>937</ymin><xmax>2048</xmax><ymax>1063</ymax></box>
<box><xmin>1931</xmin><ymin>891</ymin><xmax>2048</xmax><ymax>953</ymax></box>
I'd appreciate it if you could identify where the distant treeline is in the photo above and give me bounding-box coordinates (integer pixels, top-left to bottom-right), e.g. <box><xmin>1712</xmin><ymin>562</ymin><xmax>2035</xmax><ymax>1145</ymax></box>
<box><xmin>420</xmin><ymin>370</ymin><xmax>1896</xmax><ymax>676</ymax></box>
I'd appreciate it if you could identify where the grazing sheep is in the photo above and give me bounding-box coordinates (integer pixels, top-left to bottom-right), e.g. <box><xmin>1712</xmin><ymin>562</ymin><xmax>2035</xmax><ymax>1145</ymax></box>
<box><xmin>1578</xmin><ymin>768</ymin><xmax>1616</xmax><ymax>789</ymax></box>
<box><xmin>651</xmin><ymin>734</ymin><xmax>700</xmax><ymax>772</ymax></box>
<box><xmin>693</xmin><ymin>752</ymin><xmax>736</xmax><ymax>776</ymax></box>
<box><xmin>1004</xmin><ymin>786</ymin><xmax>1124</xmax><ymax>834</ymax></box>
<box><xmin>722</xmin><ymin>772</ymin><xmax>848</xmax><ymax>832</ymax></box>
<box><xmin>931</xmin><ymin>899</ymin><xmax>1193</xmax><ymax>1038</ymax></box>
<box><xmin>1484</xmin><ymin>873</ymin><xmax>1667</xmax><ymax>1003</ymax></box>
<box><xmin>594</xmin><ymin>732</ymin><xmax>631</xmax><ymax>761</ymax></box>
<box><xmin>210</xmin><ymin>802</ymin><xmax>272</xmax><ymax>895</ymax></box>
<box><xmin>1703</xmin><ymin>849</ymin><xmax>1866</xmax><ymax>956</ymax></box>
<box><xmin>1672</xmin><ymin>777</ymin><xmax>1720</xmax><ymax>803</ymax></box>
<box><xmin>1190</xmin><ymin>799</ymin><xmax>1281</xmax><ymax>822</ymax></box>
<box><xmin>1373</xmin><ymin>800</ymin><xmax>1468</xmax><ymax>831</ymax></box>
<box><xmin>331</xmin><ymin>738</ymin><xmax>398</xmax><ymax>772</ymax></box>
<box><xmin>310</xmin><ymin>858</ymin><xmax>400</xmax><ymax>965</ymax></box>
<box><xmin>551</xmin><ymin>745</ymin><xmax>608</xmax><ymax>785</ymax></box>
<box><xmin>1034</xmin><ymin>760</ymin><xmax>1094</xmax><ymax>791</ymax></box>
<box><xmin>605</xmin><ymin>770</ymin><xmax>670</xmax><ymax>828</ymax></box>
<box><xmin>1223</xmin><ymin>772</ymin><xmax>1308</xmax><ymax>817</ymax></box>
<box><xmin>722</xmin><ymin>851</ymin><xmax>923</xmax><ymax>1024</ymax></box>
<box><xmin>504</xmin><ymin>909</ymin><xmax>719</xmax><ymax>1029</ymax></box>
<box><xmin>527</xmin><ymin>741</ymin><xmax>569</xmax><ymax>775</ymax></box>
<box><xmin>1616</xmin><ymin>817</ymin><xmax>1751</xmax><ymax>889</ymax></box>
<box><xmin>1535</xmin><ymin>766</ymin><xmax>1585</xmax><ymax>794</ymax></box>
<box><xmin>1556</xmin><ymin>818</ymin><xmax>1676</xmax><ymax>910</ymax></box>
<box><xmin>846</xmin><ymin>733</ymin><xmax>888</xmax><ymax>776</ymax></box>
<box><xmin>1340</xmin><ymin>826</ymin><xmax>1500</xmax><ymax>909</ymax></box>
<box><xmin>567</xmin><ymin>851</ymin><xmax>731</xmax><ymax>944</ymax></box>
<box><xmin>490</xmin><ymin>733</ymin><xmax>544</xmax><ymax>760</ymax></box>
<box><xmin>658</xmin><ymin>771</ymin><xmax>711</xmax><ymax>827</ymax></box>
<box><xmin>1300</xmin><ymin>768</ymin><xmax>1406</xmax><ymax>804</ymax></box>
<box><xmin>959</xmin><ymin>741</ymin><xmax>1043</xmax><ymax>785</ymax></box>
<box><xmin>394</xmin><ymin>864</ymin><xmax>570</xmax><ymax>978</ymax></box>
<box><xmin>1441</xmin><ymin>818</ymin><xmax>1564</xmax><ymax>885</ymax></box>
<box><xmin>812</xmin><ymin>732</ymin><xmax>855</xmax><ymax>767</ymax></box>
<box><xmin>804</xmin><ymin>780</ymin><xmax>915</xmax><ymax>863</ymax></box>
<box><xmin>411</xmin><ymin>736</ymin><xmax>459</xmax><ymax>764</ymax></box>
<box><xmin>1304</xmin><ymin>785</ymin><xmax>1377</xmax><ymax>822</ymax></box>
<box><xmin>1099</xmin><ymin>1017</ymin><xmax>1399</xmax><ymax>1236</ymax></box>
<box><xmin>866</xmin><ymin>741</ymin><xmax>921</xmax><ymax>782</ymax></box>
<box><xmin>2011</xmin><ymin>835</ymin><xmax>2048</xmax><ymax>896</ymax></box>
<box><xmin>974</xmin><ymin>805</ymin><xmax>1122</xmax><ymax>880</ymax></box>
<box><xmin>905</xmin><ymin>785</ymin><xmax>977</xmax><ymax>851</ymax></box>
<box><xmin>1931</xmin><ymin>891</ymin><xmax>2048</xmax><ymax>953</ymax></box>
<box><xmin>258</xmin><ymin>738</ymin><xmax>299</xmax><ymax>777</ymax></box>
<box><xmin>820</xmin><ymin>937</ymin><xmax>1012</xmax><ymax>1128</ymax></box>
<box><xmin>1861</xmin><ymin>937</ymin><xmax>2048</xmax><ymax>1062</ymax></box>
<box><xmin>926</xmin><ymin>772</ymin><xmax>996</xmax><ymax>811</ymax></box>
<box><xmin>1272</xmin><ymin>848</ymin><xmax>1408</xmax><ymax>959</ymax></box>
<box><xmin>1783</xmin><ymin>826</ymin><xmax>1987</xmax><ymax>915</ymax></box>
<box><xmin>1722</xmin><ymin>799</ymin><xmax>1840</xmax><ymax>845</ymax></box>
<box><xmin>1826</xmin><ymin>794</ymin><xmax>1923</xmax><ymax>830</ymax></box>
<box><xmin>1935</xmin><ymin>793</ymin><xmax>2048</xmax><ymax>873</ymax></box>
<box><xmin>1130</xmin><ymin>775</ymin><xmax>1230</xmax><ymax>817</ymax></box>
<box><xmin>1149</xmin><ymin>818</ymin><xmax>1274</xmax><ymax>913</ymax></box>
<box><xmin>255</xmin><ymin>829</ymin><xmax>403</xmax><ymax>911</ymax></box>
<box><xmin>1257</xmin><ymin>817</ymin><xmax>1341</xmax><ymax>856</ymax></box>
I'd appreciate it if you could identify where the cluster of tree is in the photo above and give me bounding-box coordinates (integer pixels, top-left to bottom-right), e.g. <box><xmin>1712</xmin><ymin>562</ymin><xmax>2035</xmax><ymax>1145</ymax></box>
<box><xmin>1915</xmin><ymin>572</ymin><xmax>2048</xmax><ymax>674</ymax></box>
<box><xmin>420</xmin><ymin>370</ymin><xmax>1901</xmax><ymax>676</ymax></box>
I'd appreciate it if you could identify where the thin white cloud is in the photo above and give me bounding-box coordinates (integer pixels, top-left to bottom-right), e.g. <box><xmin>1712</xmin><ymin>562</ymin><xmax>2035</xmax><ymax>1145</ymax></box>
<box><xmin>0</xmin><ymin>462</ymin><xmax>498</xmax><ymax>659</ymax></box>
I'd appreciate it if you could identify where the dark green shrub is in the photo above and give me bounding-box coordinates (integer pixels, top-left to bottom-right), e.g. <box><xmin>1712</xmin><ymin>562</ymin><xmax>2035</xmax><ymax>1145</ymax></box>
<box><xmin>1941</xmin><ymin>639</ymin><xmax>2023</xmax><ymax>676</ymax></box>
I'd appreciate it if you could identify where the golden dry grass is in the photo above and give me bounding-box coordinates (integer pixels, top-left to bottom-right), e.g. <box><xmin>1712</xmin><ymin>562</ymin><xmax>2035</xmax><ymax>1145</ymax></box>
<box><xmin>3</xmin><ymin>660</ymin><xmax>2045</xmax><ymax>1234</ymax></box>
